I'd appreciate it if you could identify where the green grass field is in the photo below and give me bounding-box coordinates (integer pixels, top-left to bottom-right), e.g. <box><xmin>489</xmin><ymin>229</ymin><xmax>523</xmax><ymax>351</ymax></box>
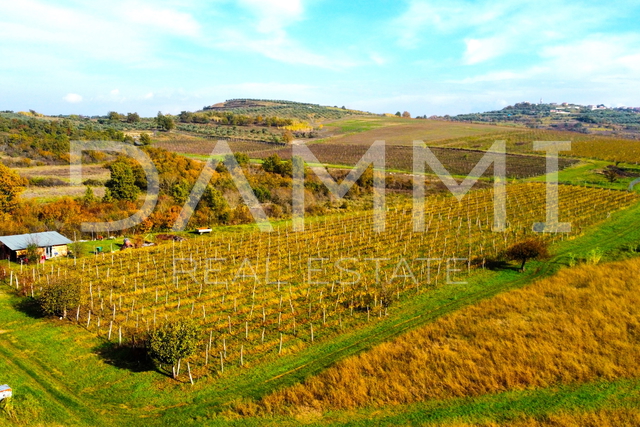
<box><xmin>527</xmin><ymin>160</ymin><xmax>640</xmax><ymax>191</ymax></box>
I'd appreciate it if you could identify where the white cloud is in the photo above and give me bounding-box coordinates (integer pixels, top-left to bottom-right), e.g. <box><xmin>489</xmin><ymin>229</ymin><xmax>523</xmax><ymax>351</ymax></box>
<box><xmin>463</xmin><ymin>37</ymin><xmax>510</xmax><ymax>65</ymax></box>
<box><xmin>237</xmin><ymin>0</ymin><xmax>303</xmax><ymax>35</ymax></box>
<box><xmin>394</xmin><ymin>0</ymin><xmax>619</xmax><ymax>64</ymax></box>
<box><xmin>213</xmin><ymin>0</ymin><xmax>357</xmax><ymax>69</ymax></box>
<box><xmin>122</xmin><ymin>4</ymin><xmax>201</xmax><ymax>37</ymax></box>
<box><xmin>0</xmin><ymin>0</ymin><xmax>201</xmax><ymax>68</ymax></box>
<box><xmin>216</xmin><ymin>30</ymin><xmax>357</xmax><ymax>69</ymax></box>
<box><xmin>441</xmin><ymin>34</ymin><xmax>640</xmax><ymax>110</ymax></box>
<box><xmin>63</xmin><ymin>93</ymin><xmax>83</xmax><ymax>103</ymax></box>
<box><xmin>110</xmin><ymin>89</ymin><xmax>120</xmax><ymax>96</ymax></box>
<box><xmin>539</xmin><ymin>35</ymin><xmax>640</xmax><ymax>78</ymax></box>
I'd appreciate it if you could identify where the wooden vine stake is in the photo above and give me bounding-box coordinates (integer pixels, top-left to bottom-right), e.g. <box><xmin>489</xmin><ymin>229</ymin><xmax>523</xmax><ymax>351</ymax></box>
<box><xmin>187</xmin><ymin>362</ymin><xmax>194</xmax><ymax>385</ymax></box>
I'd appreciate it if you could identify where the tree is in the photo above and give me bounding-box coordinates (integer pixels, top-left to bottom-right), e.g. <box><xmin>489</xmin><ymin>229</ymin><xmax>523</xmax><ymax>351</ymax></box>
<box><xmin>156</xmin><ymin>112</ymin><xmax>175</xmax><ymax>132</ymax></box>
<box><xmin>402</xmin><ymin>111</ymin><xmax>411</xmax><ymax>118</ymax></box>
<box><xmin>139</xmin><ymin>133</ymin><xmax>152</xmax><ymax>146</ymax></box>
<box><xmin>148</xmin><ymin>320</ymin><xmax>200</xmax><ymax>379</ymax></box>
<box><xmin>108</xmin><ymin>111</ymin><xmax>123</xmax><ymax>121</ymax></box>
<box><xmin>105</xmin><ymin>161</ymin><xmax>140</xmax><ymax>202</ymax></box>
<box><xmin>395</xmin><ymin>111</ymin><xmax>402</xmax><ymax>117</ymax></box>
<box><xmin>506</xmin><ymin>238</ymin><xmax>550</xmax><ymax>271</ymax></box>
<box><xmin>83</xmin><ymin>186</ymin><xmax>97</xmax><ymax>206</ymax></box>
<box><xmin>170</xmin><ymin>180</ymin><xmax>190</xmax><ymax>205</ymax></box>
<box><xmin>262</xmin><ymin>153</ymin><xmax>292</xmax><ymax>176</ymax></box>
<box><xmin>603</xmin><ymin>168</ymin><xmax>618</xmax><ymax>183</ymax></box>
<box><xmin>224</xmin><ymin>152</ymin><xmax>249</xmax><ymax>167</ymax></box>
<box><xmin>282</xmin><ymin>130</ymin><xmax>294</xmax><ymax>144</ymax></box>
<box><xmin>201</xmin><ymin>186</ymin><xmax>229</xmax><ymax>222</ymax></box>
<box><xmin>0</xmin><ymin>163</ymin><xmax>27</xmax><ymax>213</ymax></box>
<box><xmin>178</xmin><ymin>111</ymin><xmax>194</xmax><ymax>123</ymax></box>
<box><xmin>356</xmin><ymin>165</ymin><xmax>374</xmax><ymax>189</ymax></box>
<box><xmin>126</xmin><ymin>112</ymin><xmax>141</xmax><ymax>123</ymax></box>
<box><xmin>37</xmin><ymin>278</ymin><xmax>82</xmax><ymax>317</ymax></box>
<box><xmin>25</xmin><ymin>242</ymin><xmax>40</xmax><ymax>265</ymax></box>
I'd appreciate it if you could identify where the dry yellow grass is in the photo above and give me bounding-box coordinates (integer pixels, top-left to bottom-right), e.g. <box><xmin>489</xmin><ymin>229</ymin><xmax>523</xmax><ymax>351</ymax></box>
<box><xmin>260</xmin><ymin>258</ymin><xmax>640</xmax><ymax>411</ymax></box>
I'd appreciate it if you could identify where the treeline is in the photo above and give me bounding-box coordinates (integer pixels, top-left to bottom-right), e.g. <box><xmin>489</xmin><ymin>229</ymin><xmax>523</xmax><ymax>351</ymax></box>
<box><xmin>0</xmin><ymin>115</ymin><xmax>129</xmax><ymax>165</ymax></box>
<box><xmin>178</xmin><ymin>110</ymin><xmax>298</xmax><ymax>128</ymax></box>
<box><xmin>0</xmin><ymin>146</ymin><xmax>380</xmax><ymax>238</ymax></box>
<box><xmin>450</xmin><ymin>102</ymin><xmax>640</xmax><ymax>128</ymax></box>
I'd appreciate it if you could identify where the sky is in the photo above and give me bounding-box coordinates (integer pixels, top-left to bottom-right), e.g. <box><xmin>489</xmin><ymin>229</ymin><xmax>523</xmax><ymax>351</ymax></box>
<box><xmin>1</xmin><ymin>0</ymin><xmax>640</xmax><ymax>117</ymax></box>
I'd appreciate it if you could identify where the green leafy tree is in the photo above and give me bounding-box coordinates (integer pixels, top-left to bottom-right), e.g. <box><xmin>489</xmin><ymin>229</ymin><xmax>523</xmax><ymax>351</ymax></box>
<box><xmin>83</xmin><ymin>186</ymin><xmax>97</xmax><ymax>206</ymax></box>
<box><xmin>156</xmin><ymin>112</ymin><xmax>175</xmax><ymax>132</ymax></box>
<box><xmin>178</xmin><ymin>111</ymin><xmax>194</xmax><ymax>123</ymax></box>
<box><xmin>37</xmin><ymin>278</ymin><xmax>82</xmax><ymax>317</ymax></box>
<box><xmin>395</xmin><ymin>111</ymin><xmax>401</xmax><ymax>117</ymax></box>
<box><xmin>262</xmin><ymin>153</ymin><xmax>282</xmax><ymax>173</ymax></box>
<box><xmin>25</xmin><ymin>243</ymin><xmax>40</xmax><ymax>265</ymax></box>
<box><xmin>506</xmin><ymin>238</ymin><xmax>550</xmax><ymax>271</ymax></box>
<box><xmin>223</xmin><ymin>152</ymin><xmax>250</xmax><ymax>167</ymax></box>
<box><xmin>139</xmin><ymin>133</ymin><xmax>152</xmax><ymax>146</ymax></box>
<box><xmin>148</xmin><ymin>320</ymin><xmax>200</xmax><ymax>379</ymax></box>
<box><xmin>105</xmin><ymin>161</ymin><xmax>140</xmax><ymax>202</ymax></box>
<box><xmin>262</xmin><ymin>153</ymin><xmax>292</xmax><ymax>176</ymax></box>
<box><xmin>202</xmin><ymin>186</ymin><xmax>228</xmax><ymax>211</ymax></box>
<box><xmin>108</xmin><ymin>111</ymin><xmax>124</xmax><ymax>121</ymax></box>
<box><xmin>126</xmin><ymin>112</ymin><xmax>141</xmax><ymax>123</ymax></box>
<box><xmin>170</xmin><ymin>180</ymin><xmax>190</xmax><ymax>205</ymax></box>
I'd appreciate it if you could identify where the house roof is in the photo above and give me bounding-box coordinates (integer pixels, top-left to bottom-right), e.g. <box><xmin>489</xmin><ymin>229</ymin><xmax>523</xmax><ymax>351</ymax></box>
<box><xmin>0</xmin><ymin>232</ymin><xmax>73</xmax><ymax>251</ymax></box>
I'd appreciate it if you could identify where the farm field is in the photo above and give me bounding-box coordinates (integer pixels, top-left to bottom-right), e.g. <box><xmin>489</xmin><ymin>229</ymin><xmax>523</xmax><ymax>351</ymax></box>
<box><xmin>245</xmin><ymin>144</ymin><xmax>578</xmax><ymax>178</ymax></box>
<box><xmin>154</xmin><ymin>118</ymin><xmax>640</xmax><ymax>182</ymax></box>
<box><xmin>3</xmin><ymin>104</ymin><xmax>640</xmax><ymax>426</ymax></box>
<box><xmin>21</xmin><ymin>185</ymin><xmax>106</xmax><ymax>201</ymax></box>
<box><xmin>259</xmin><ymin>256</ymin><xmax>640</xmax><ymax>411</ymax></box>
<box><xmin>9</xmin><ymin>164</ymin><xmax>108</xmax><ymax>201</ymax></box>
<box><xmin>154</xmin><ymin>138</ymin><xmax>285</xmax><ymax>157</ymax></box>
<box><xmin>2</xmin><ymin>193</ymin><xmax>640</xmax><ymax>426</ymax></box>
<box><xmin>12</xmin><ymin>185</ymin><xmax>638</xmax><ymax>382</ymax></box>
<box><xmin>321</xmin><ymin>117</ymin><xmax>520</xmax><ymax>146</ymax></box>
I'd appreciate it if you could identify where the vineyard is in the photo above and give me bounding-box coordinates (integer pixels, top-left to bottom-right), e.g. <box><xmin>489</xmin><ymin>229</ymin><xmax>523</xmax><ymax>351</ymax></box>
<box><xmin>155</xmin><ymin>139</ymin><xmax>286</xmax><ymax>157</ymax></box>
<box><xmin>426</xmin><ymin>128</ymin><xmax>640</xmax><ymax>164</ymax></box>
<box><xmin>156</xmin><ymin>139</ymin><xmax>579</xmax><ymax>179</ymax></box>
<box><xmin>174</xmin><ymin>125</ymin><xmax>284</xmax><ymax>143</ymax></box>
<box><xmin>245</xmin><ymin>144</ymin><xmax>578</xmax><ymax>178</ymax></box>
<box><xmin>12</xmin><ymin>184</ymin><xmax>637</xmax><ymax>381</ymax></box>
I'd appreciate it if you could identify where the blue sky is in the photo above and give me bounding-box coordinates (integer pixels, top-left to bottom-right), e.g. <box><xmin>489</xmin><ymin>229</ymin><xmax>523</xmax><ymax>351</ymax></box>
<box><xmin>1</xmin><ymin>0</ymin><xmax>640</xmax><ymax>117</ymax></box>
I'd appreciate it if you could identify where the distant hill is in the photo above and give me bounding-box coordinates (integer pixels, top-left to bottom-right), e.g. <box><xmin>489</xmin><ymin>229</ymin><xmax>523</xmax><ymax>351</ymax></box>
<box><xmin>444</xmin><ymin>102</ymin><xmax>640</xmax><ymax>138</ymax></box>
<box><xmin>202</xmin><ymin>99</ymin><xmax>374</xmax><ymax>122</ymax></box>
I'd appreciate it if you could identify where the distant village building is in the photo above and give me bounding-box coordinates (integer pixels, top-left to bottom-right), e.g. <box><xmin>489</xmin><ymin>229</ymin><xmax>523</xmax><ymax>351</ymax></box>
<box><xmin>0</xmin><ymin>231</ymin><xmax>72</xmax><ymax>262</ymax></box>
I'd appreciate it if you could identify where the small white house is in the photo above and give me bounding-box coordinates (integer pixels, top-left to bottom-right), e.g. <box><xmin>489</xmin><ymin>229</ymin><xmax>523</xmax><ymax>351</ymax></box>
<box><xmin>0</xmin><ymin>384</ymin><xmax>12</xmax><ymax>400</ymax></box>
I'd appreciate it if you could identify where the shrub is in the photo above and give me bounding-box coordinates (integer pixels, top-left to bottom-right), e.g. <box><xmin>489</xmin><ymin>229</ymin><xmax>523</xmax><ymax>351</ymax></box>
<box><xmin>37</xmin><ymin>279</ymin><xmax>82</xmax><ymax>317</ymax></box>
<box><xmin>505</xmin><ymin>238</ymin><xmax>550</xmax><ymax>271</ymax></box>
<box><xmin>148</xmin><ymin>320</ymin><xmax>200</xmax><ymax>379</ymax></box>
